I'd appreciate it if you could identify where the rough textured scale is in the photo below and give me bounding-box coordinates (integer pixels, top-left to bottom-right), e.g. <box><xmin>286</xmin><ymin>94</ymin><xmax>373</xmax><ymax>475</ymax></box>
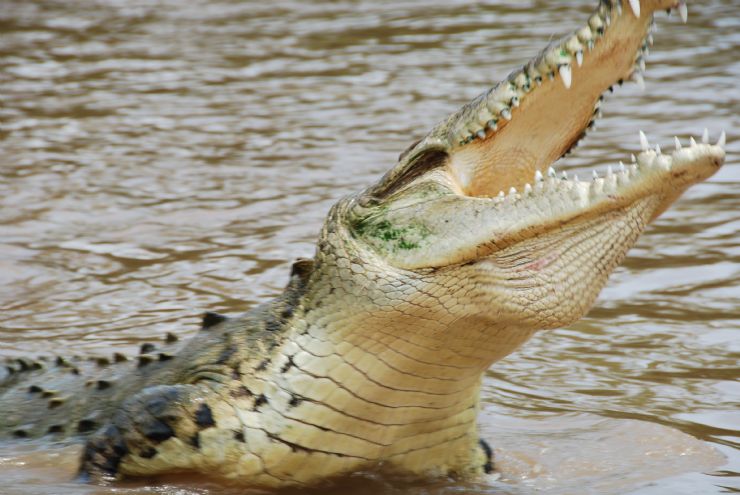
<box><xmin>0</xmin><ymin>0</ymin><xmax>725</xmax><ymax>489</ymax></box>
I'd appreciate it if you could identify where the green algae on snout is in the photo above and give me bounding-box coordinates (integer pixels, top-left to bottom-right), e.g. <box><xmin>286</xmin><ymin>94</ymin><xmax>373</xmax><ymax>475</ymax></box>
<box><xmin>352</xmin><ymin>217</ymin><xmax>430</xmax><ymax>252</ymax></box>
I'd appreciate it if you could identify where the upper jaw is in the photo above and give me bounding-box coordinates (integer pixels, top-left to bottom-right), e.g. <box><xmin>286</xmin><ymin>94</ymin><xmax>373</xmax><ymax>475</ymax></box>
<box><xmin>375</xmin><ymin>0</ymin><xmax>692</xmax><ymax>202</ymax></box>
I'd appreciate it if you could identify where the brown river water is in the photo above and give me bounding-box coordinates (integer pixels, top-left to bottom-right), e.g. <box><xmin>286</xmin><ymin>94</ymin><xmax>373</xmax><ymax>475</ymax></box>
<box><xmin>0</xmin><ymin>1</ymin><xmax>738</xmax><ymax>494</ymax></box>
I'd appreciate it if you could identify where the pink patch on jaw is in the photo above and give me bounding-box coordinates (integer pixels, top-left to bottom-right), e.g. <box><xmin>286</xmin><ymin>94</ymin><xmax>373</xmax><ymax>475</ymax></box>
<box><xmin>518</xmin><ymin>252</ymin><xmax>560</xmax><ymax>272</ymax></box>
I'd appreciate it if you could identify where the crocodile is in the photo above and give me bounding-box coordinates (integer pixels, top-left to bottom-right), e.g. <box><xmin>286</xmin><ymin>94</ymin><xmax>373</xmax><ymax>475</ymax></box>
<box><xmin>0</xmin><ymin>0</ymin><xmax>727</xmax><ymax>489</ymax></box>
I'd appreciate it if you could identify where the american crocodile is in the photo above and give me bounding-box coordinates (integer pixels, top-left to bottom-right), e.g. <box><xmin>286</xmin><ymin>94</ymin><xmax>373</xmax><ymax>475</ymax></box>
<box><xmin>0</xmin><ymin>0</ymin><xmax>727</xmax><ymax>489</ymax></box>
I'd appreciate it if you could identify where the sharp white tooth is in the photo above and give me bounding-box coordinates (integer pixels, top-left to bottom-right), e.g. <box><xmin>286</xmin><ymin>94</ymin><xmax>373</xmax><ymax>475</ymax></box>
<box><xmin>607</xmin><ymin>165</ymin><xmax>613</xmax><ymax>177</ymax></box>
<box><xmin>476</xmin><ymin>130</ymin><xmax>486</xmax><ymax>139</ymax></box>
<box><xmin>574</xmin><ymin>174</ymin><xmax>580</xmax><ymax>183</ymax></box>
<box><xmin>535</xmin><ymin>170</ymin><xmax>543</xmax><ymax>182</ymax></box>
<box><xmin>561</xmin><ymin>171</ymin><xmax>568</xmax><ymax>180</ymax></box>
<box><xmin>647</xmin><ymin>34</ymin><xmax>654</xmax><ymax>46</ymax></box>
<box><xmin>619</xmin><ymin>161</ymin><xmax>626</xmax><ymax>173</ymax></box>
<box><xmin>524</xmin><ymin>183</ymin><xmax>532</xmax><ymax>195</ymax></box>
<box><xmin>559</xmin><ymin>64</ymin><xmax>572</xmax><ymax>89</ymax></box>
<box><xmin>501</xmin><ymin>108</ymin><xmax>512</xmax><ymax>120</ymax></box>
<box><xmin>639</xmin><ymin>130</ymin><xmax>650</xmax><ymax>151</ymax></box>
<box><xmin>717</xmin><ymin>130</ymin><xmax>726</xmax><ymax>148</ymax></box>
<box><xmin>655</xmin><ymin>144</ymin><xmax>661</xmax><ymax>155</ymax></box>
<box><xmin>508</xmin><ymin>187</ymin><xmax>517</xmax><ymax>195</ymax></box>
<box><xmin>638</xmin><ymin>57</ymin><xmax>646</xmax><ymax>72</ymax></box>
<box><xmin>678</xmin><ymin>1</ymin><xmax>688</xmax><ymax>23</ymax></box>
<box><xmin>548</xmin><ymin>167</ymin><xmax>556</xmax><ymax>177</ymax></box>
<box><xmin>629</xmin><ymin>0</ymin><xmax>640</xmax><ymax>18</ymax></box>
<box><xmin>702</xmin><ymin>128</ymin><xmax>709</xmax><ymax>144</ymax></box>
<box><xmin>498</xmin><ymin>190</ymin><xmax>505</xmax><ymax>198</ymax></box>
<box><xmin>576</xmin><ymin>51</ymin><xmax>583</xmax><ymax>67</ymax></box>
<box><xmin>674</xmin><ymin>136</ymin><xmax>682</xmax><ymax>150</ymax></box>
<box><xmin>633</xmin><ymin>71</ymin><xmax>645</xmax><ymax>91</ymax></box>
<box><xmin>631</xmin><ymin>154</ymin><xmax>637</xmax><ymax>163</ymax></box>
<box><xmin>592</xmin><ymin>170</ymin><xmax>599</xmax><ymax>179</ymax></box>
<box><xmin>690</xmin><ymin>136</ymin><xmax>697</xmax><ymax>147</ymax></box>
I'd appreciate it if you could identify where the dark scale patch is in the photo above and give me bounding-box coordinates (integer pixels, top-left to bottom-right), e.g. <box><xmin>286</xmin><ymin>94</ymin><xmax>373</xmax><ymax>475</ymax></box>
<box><xmin>264</xmin><ymin>317</ymin><xmax>283</xmax><ymax>333</ymax></box>
<box><xmin>233</xmin><ymin>431</ymin><xmax>245</xmax><ymax>443</ymax></box>
<box><xmin>165</xmin><ymin>332</ymin><xmax>178</xmax><ymax>343</ymax></box>
<box><xmin>78</xmin><ymin>419</ymin><xmax>97</xmax><ymax>433</ymax></box>
<box><xmin>217</xmin><ymin>346</ymin><xmax>235</xmax><ymax>365</ymax></box>
<box><xmin>94</xmin><ymin>357</ymin><xmax>110</xmax><ymax>367</ymax></box>
<box><xmin>138</xmin><ymin>355</ymin><xmax>154</xmax><ymax>367</ymax></box>
<box><xmin>281</xmin><ymin>356</ymin><xmax>295</xmax><ymax>374</ymax></box>
<box><xmin>48</xmin><ymin>398</ymin><xmax>65</xmax><ymax>409</ymax></box>
<box><xmin>255</xmin><ymin>358</ymin><xmax>270</xmax><ymax>372</ymax></box>
<box><xmin>201</xmin><ymin>311</ymin><xmax>227</xmax><ymax>330</ymax></box>
<box><xmin>139</xmin><ymin>447</ymin><xmax>158</xmax><ymax>459</ymax></box>
<box><xmin>189</xmin><ymin>433</ymin><xmax>200</xmax><ymax>449</ymax></box>
<box><xmin>140</xmin><ymin>343</ymin><xmax>156</xmax><ymax>354</ymax></box>
<box><xmin>48</xmin><ymin>424</ymin><xmax>65</xmax><ymax>434</ymax></box>
<box><xmin>288</xmin><ymin>395</ymin><xmax>302</xmax><ymax>408</ymax></box>
<box><xmin>253</xmin><ymin>394</ymin><xmax>268</xmax><ymax>411</ymax></box>
<box><xmin>41</xmin><ymin>390</ymin><xmax>56</xmax><ymax>398</ymax></box>
<box><xmin>479</xmin><ymin>438</ymin><xmax>494</xmax><ymax>474</ymax></box>
<box><xmin>113</xmin><ymin>352</ymin><xmax>128</xmax><ymax>363</ymax></box>
<box><xmin>231</xmin><ymin>385</ymin><xmax>252</xmax><ymax>398</ymax></box>
<box><xmin>28</xmin><ymin>385</ymin><xmax>43</xmax><ymax>393</ymax></box>
<box><xmin>96</xmin><ymin>380</ymin><xmax>112</xmax><ymax>390</ymax></box>
<box><xmin>141</xmin><ymin>419</ymin><xmax>175</xmax><ymax>444</ymax></box>
<box><xmin>13</xmin><ymin>429</ymin><xmax>28</xmax><ymax>438</ymax></box>
<box><xmin>158</xmin><ymin>352</ymin><xmax>174</xmax><ymax>362</ymax></box>
<box><xmin>194</xmin><ymin>403</ymin><xmax>216</xmax><ymax>429</ymax></box>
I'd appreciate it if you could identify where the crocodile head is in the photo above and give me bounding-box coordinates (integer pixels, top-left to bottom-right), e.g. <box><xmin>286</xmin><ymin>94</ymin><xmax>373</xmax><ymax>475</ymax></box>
<box><xmin>324</xmin><ymin>0</ymin><xmax>725</xmax><ymax>364</ymax></box>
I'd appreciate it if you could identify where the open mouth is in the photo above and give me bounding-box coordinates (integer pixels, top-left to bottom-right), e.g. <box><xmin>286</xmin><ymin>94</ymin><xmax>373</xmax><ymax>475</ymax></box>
<box><xmin>356</xmin><ymin>0</ymin><xmax>726</xmax><ymax>272</ymax></box>
<box><xmin>428</xmin><ymin>0</ymin><xmax>701</xmax><ymax>200</ymax></box>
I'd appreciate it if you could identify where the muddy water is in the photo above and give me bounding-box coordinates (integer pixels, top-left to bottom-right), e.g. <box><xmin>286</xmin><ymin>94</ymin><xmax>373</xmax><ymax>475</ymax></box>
<box><xmin>0</xmin><ymin>1</ymin><xmax>738</xmax><ymax>493</ymax></box>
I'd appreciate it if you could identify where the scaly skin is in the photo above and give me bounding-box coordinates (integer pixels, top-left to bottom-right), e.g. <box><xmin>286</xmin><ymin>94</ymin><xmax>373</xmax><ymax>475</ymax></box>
<box><xmin>0</xmin><ymin>0</ymin><xmax>726</xmax><ymax>489</ymax></box>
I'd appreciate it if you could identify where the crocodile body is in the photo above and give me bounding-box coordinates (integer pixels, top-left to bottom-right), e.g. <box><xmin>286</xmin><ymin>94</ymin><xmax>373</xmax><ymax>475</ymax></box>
<box><xmin>0</xmin><ymin>0</ymin><xmax>726</xmax><ymax>489</ymax></box>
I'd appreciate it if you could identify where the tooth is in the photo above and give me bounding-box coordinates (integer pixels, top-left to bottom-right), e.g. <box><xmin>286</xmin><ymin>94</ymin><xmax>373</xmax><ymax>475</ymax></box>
<box><xmin>548</xmin><ymin>167</ymin><xmax>556</xmax><ymax>178</ymax></box>
<box><xmin>639</xmin><ymin>131</ymin><xmax>649</xmax><ymax>151</ymax></box>
<box><xmin>619</xmin><ymin>161</ymin><xmax>626</xmax><ymax>173</ymax></box>
<box><xmin>501</xmin><ymin>108</ymin><xmax>512</xmax><ymax>120</ymax></box>
<box><xmin>702</xmin><ymin>128</ymin><xmax>709</xmax><ymax>144</ymax></box>
<box><xmin>559</xmin><ymin>64</ymin><xmax>572</xmax><ymax>89</ymax></box>
<box><xmin>674</xmin><ymin>136</ymin><xmax>682</xmax><ymax>150</ymax></box>
<box><xmin>678</xmin><ymin>1</ymin><xmax>688</xmax><ymax>23</ymax></box>
<box><xmin>561</xmin><ymin>171</ymin><xmax>568</xmax><ymax>180</ymax></box>
<box><xmin>535</xmin><ymin>170</ymin><xmax>543</xmax><ymax>182</ymax></box>
<box><xmin>508</xmin><ymin>187</ymin><xmax>517</xmax><ymax>195</ymax></box>
<box><xmin>524</xmin><ymin>183</ymin><xmax>532</xmax><ymax>195</ymax></box>
<box><xmin>574</xmin><ymin>174</ymin><xmax>580</xmax><ymax>183</ymax></box>
<box><xmin>576</xmin><ymin>51</ymin><xmax>583</xmax><ymax>67</ymax></box>
<box><xmin>633</xmin><ymin>71</ymin><xmax>645</xmax><ymax>91</ymax></box>
<box><xmin>637</xmin><ymin>57</ymin><xmax>646</xmax><ymax>72</ymax></box>
<box><xmin>717</xmin><ymin>131</ymin><xmax>726</xmax><ymax>148</ymax></box>
<box><xmin>487</xmin><ymin>119</ymin><xmax>498</xmax><ymax>131</ymax></box>
<box><xmin>655</xmin><ymin>144</ymin><xmax>661</xmax><ymax>155</ymax></box>
<box><xmin>592</xmin><ymin>170</ymin><xmax>599</xmax><ymax>179</ymax></box>
<box><xmin>690</xmin><ymin>137</ymin><xmax>697</xmax><ymax>147</ymax></box>
<box><xmin>510</xmin><ymin>96</ymin><xmax>520</xmax><ymax>108</ymax></box>
<box><xmin>631</xmin><ymin>154</ymin><xmax>637</xmax><ymax>163</ymax></box>
<box><xmin>476</xmin><ymin>130</ymin><xmax>486</xmax><ymax>139</ymax></box>
<box><xmin>629</xmin><ymin>0</ymin><xmax>640</xmax><ymax>18</ymax></box>
<box><xmin>647</xmin><ymin>34</ymin><xmax>654</xmax><ymax>46</ymax></box>
<box><xmin>498</xmin><ymin>190</ymin><xmax>505</xmax><ymax>198</ymax></box>
<box><xmin>607</xmin><ymin>165</ymin><xmax>613</xmax><ymax>178</ymax></box>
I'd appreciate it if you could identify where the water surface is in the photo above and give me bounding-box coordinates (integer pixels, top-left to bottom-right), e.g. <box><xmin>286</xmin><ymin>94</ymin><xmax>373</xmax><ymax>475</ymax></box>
<box><xmin>0</xmin><ymin>1</ymin><xmax>738</xmax><ymax>494</ymax></box>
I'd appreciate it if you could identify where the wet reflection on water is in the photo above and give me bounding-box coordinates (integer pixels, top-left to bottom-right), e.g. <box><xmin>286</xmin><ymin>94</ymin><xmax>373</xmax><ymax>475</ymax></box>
<box><xmin>0</xmin><ymin>1</ymin><xmax>738</xmax><ymax>494</ymax></box>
